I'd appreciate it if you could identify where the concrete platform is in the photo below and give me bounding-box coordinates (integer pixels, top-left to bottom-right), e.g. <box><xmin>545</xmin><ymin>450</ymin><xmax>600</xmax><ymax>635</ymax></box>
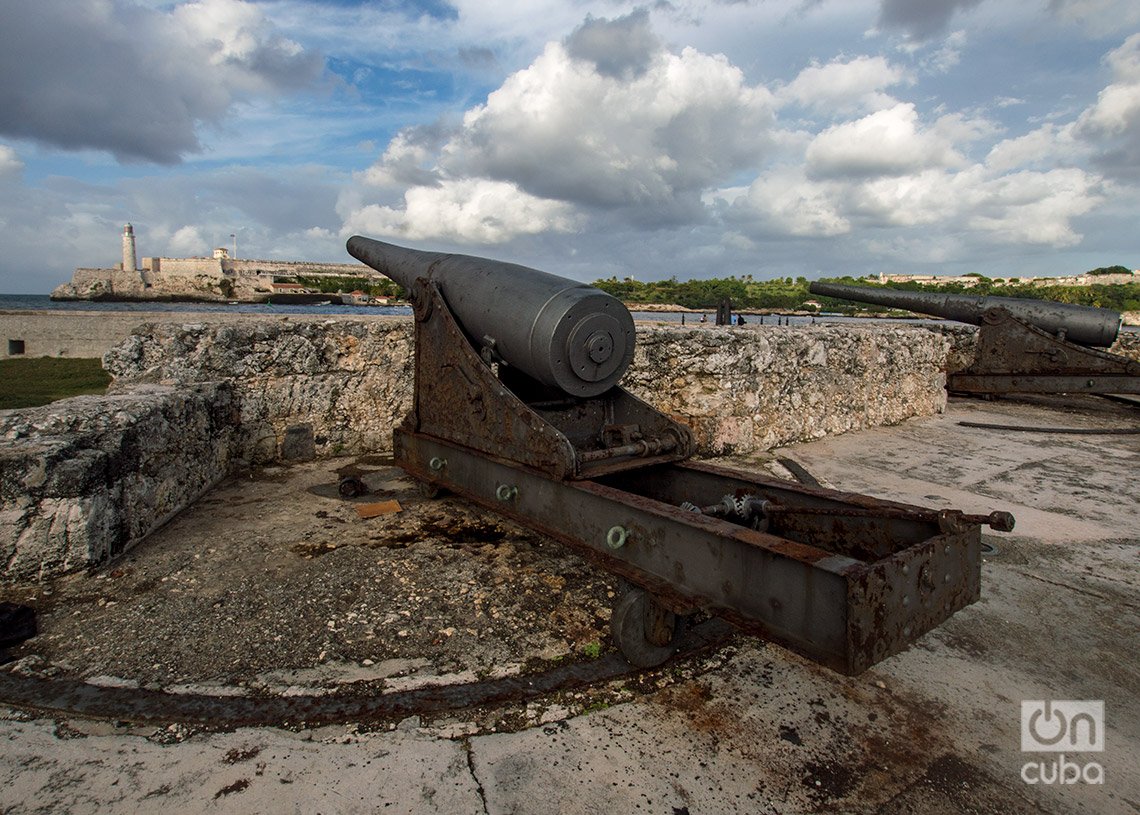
<box><xmin>1</xmin><ymin>396</ymin><xmax>1137</xmax><ymax>814</ymax></box>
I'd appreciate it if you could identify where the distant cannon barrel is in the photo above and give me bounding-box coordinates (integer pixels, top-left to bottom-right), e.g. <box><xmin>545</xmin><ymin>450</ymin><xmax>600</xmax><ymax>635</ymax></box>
<box><xmin>808</xmin><ymin>282</ymin><xmax>1122</xmax><ymax>348</ymax></box>
<box><xmin>347</xmin><ymin>236</ymin><xmax>635</xmax><ymax>397</ymax></box>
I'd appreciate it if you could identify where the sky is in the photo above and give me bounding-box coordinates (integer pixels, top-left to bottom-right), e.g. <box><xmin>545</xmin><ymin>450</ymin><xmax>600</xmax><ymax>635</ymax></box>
<box><xmin>1</xmin><ymin>0</ymin><xmax>1138</xmax><ymax>293</ymax></box>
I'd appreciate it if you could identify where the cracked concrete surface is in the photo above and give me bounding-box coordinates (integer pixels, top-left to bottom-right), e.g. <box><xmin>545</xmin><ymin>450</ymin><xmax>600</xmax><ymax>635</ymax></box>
<box><xmin>1</xmin><ymin>395</ymin><xmax>1137</xmax><ymax>814</ymax></box>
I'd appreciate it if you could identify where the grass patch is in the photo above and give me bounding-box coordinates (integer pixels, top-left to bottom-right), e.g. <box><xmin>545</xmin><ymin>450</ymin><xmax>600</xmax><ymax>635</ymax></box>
<box><xmin>0</xmin><ymin>357</ymin><xmax>111</xmax><ymax>409</ymax></box>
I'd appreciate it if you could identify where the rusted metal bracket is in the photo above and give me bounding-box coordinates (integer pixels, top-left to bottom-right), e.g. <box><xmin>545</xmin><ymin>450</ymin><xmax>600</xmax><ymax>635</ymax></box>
<box><xmin>396</xmin><ymin>432</ymin><xmax>988</xmax><ymax>675</ymax></box>
<box><xmin>407</xmin><ymin>279</ymin><xmax>695</xmax><ymax>479</ymax></box>
<box><xmin>949</xmin><ymin>307</ymin><xmax>1140</xmax><ymax>395</ymax></box>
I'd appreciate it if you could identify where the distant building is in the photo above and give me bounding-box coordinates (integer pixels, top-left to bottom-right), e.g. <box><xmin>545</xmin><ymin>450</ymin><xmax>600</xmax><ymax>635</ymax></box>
<box><xmin>877</xmin><ymin>270</ymin><xmax>1139</xmax><ymax>288</ymax></box>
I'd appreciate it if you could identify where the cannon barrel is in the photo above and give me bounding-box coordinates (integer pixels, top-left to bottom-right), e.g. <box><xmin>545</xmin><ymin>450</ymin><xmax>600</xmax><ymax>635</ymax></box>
<box><xmin>808</xmin><ymin>282</ymin><xmax>1121</xmax><ymax>348</ymax></box>
<box><xmin>347</xmin><ymin>236</ymin><xmax>635</xmax><ymax>397</ymax></box>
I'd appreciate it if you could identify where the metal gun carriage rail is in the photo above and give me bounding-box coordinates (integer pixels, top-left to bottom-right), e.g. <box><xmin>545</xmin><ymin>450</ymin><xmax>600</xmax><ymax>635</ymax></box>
<box><xmin>349</xmin><ymin>237</ymin><xmax>1012</xmax><ymax>674</ymax></box>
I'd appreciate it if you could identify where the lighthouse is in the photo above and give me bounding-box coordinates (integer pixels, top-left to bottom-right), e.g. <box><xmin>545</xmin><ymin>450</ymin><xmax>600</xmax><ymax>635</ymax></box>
<box><xmin>122</xmin><ymin>223</ymin><xmax>137</xmax><ymax>272</ymax></box>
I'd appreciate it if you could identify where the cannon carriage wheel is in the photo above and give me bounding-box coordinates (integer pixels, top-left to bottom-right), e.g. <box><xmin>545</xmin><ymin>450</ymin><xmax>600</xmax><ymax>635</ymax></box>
<box><xmin>610</xmin><ymin>587</ymin><xmax>682</xmax><ymax>668</ymax></box>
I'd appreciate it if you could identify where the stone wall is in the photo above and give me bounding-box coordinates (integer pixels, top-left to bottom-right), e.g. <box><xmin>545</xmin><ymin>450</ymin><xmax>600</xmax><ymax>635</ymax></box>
<box><xmin>624</xmin><ymin>324</ymin><xmax>948</xmax><ymax>454</ymax></box>
<box><xmin>104</xmin><ymin>317</ymin><xmax>414</xmax><ymax>463</ymax></box>
<box><xmin>1110</xmin><ymin>330</ymin><xmax>1140</xmax><ymax>361</ymax></box>
<box><xmin>102</xmin><ymin>318</ymin><xmax>948</xmax><ymax>460</ymax></box>
<box><xmin>1</xmin><ymin>310</ymin><xmax>276</xmax><ymax>359</ymax></box>
<box><xmin>1</xmin><ymin>317</ymin><xmax>955</xmax><ymax>582</ymax></box>
<box><xmin>1</xmin><ymin>384</ymin><xmax>237</xmax><ymax>582</ymax></box>
<box><xmin>223</xmin><ymin>259</ymin><xmax>369</xmax><ymax>276</ymax></box>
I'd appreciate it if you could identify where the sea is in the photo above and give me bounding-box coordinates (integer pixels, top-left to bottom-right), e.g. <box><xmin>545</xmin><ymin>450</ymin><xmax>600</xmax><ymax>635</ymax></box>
<box><xmin>0</xmin><ymin>294</ymin><xmax>896</xmax><ymax>327</ymax></box>
<box><xmin>2</xmin><ymin>294</ymin><xmax>1134</xmax><ymax>332</ymax></box>
<box><xmin>0</xmin><ymin>293</ymin><xmax>412</xmax><ymax>319</ymax></box>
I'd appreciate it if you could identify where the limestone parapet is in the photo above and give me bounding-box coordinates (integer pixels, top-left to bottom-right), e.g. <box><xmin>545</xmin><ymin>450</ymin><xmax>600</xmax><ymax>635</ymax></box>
<box><xmin>3</xmin><ymin>318</ymin><xmax>955</xmax><ymax>581</ymax></box>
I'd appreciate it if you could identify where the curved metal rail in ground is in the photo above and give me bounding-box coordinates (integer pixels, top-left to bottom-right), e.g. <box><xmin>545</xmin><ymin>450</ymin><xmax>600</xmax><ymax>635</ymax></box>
<box><xmin>0</xmin><ymin>619</ymin><xmax>735</xmax><ymax>729</ymax></box>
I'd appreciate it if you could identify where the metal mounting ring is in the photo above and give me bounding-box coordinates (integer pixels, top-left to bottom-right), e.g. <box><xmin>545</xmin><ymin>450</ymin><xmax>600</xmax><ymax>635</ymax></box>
<box><xmin>606</xmin><ymin>526</ymin><xmax>628</xmax><ymax>549</ymax></box>
<box><xmin>429</xmin><ymin>457</ymin><xmax>446</xmax><ymax>471</ymax></box>
<box><xmin>495</xmin><ymin>484</ymin><xmax>518</xmax><ymax>501</ymax></box>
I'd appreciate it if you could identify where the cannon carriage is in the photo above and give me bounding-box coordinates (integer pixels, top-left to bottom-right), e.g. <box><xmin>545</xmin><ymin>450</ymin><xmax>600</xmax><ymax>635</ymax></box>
<box><xmin>348</xmin><ymin>237</ymin><xmax>1013</xmax><ymax>673</ymax></box>
<box><xmin>809</xmin><ymin>282</ymin><xmax>1140</xmax><ymax>396</ymax></box>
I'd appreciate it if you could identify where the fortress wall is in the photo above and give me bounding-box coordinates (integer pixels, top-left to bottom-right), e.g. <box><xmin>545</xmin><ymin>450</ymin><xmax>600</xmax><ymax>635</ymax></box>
<box><xmin>102</xmin><ymin>318</ymin><xmax>949</xmax><ymax>461</ymax></box>
<box><xmin>626</xmin><ymin>324</ymin><xmax>948</xmax><ymax>454</ymax></box>
<box><xmin>224</xmin><ymin>259</ymin><xmax>369</xmax><ymax>276</ymax></box>
<box><xmin>0</xmin><ymin>317</ymin><xmax>963</xmax><ymax>581</ymax></box>
<box><xmin>3</xmin><ymin>310</ymin><xmax>155</xmax><ymax>359</ymax></box>
<box><xmin>0</xmin><ymin>310</ymin><xmax>277</xmax><ymax>359</ymax></box>
<box><xmin>54</xmin><ymin>268</ymin><xmax>152</xmax><ymax>299</ymax></box>
<box><xmin>52</xmin><ymin>265</ymin><xmax>234</xmax><ymax>302</ymax></box>
<box><xmin>53</xmin><ymin>257</ymin><xmax>377</xmax><ymax>303</ymax></box>
<box><xmin>104</xmin><ymin>317</ymin><xmax>415</xmax><ymax>463</ymax></box>
<box><xmin>147</xmin><ymin>257</ymin><xmax>223</xmax><ymax>276</ymax></box>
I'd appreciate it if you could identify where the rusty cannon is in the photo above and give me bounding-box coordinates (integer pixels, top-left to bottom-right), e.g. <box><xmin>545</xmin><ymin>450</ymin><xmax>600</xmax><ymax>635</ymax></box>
<box><xmin>349</xmin><ymin>236</ymin><xmax>1013</xmax><ymax>674</ymax></box>
<box><xmin>809</xmin><ymin>282</ymin><xmax>1140</xmax><ymax>396</ymax></box>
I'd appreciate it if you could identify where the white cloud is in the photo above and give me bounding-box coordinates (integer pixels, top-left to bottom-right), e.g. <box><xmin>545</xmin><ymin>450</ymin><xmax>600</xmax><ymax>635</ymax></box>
<box><xmin>339</xmin><ymin>9</ymin><xmax>1122</xmax><ymax>270</ymax></box>
<box><xmin>345</xmin><ymin>11</ymin><xmax>782</xmax><ymax>242</ymax></box>
<box><xmin>921</xmin><ymin>30</ymin><xmax>967</xmax><ymax>75</ymax></box>
<box><xmin>805</xmin><ymin>103</ymin><xmax>970</xmax><ymax>178</ymax></box>
<box><xmin>780</xmin><ymin>55</ymin><xmax>909</xmax><ymax>115</ymax></box>
<box><xmin>734</xmin><ymin>168</ymin><xmax>850</xmax><ymax>237</ymax></box>
<box><xmin>845</xmin><ymin>169</ymin><xmax>964</xmax><ymax>226</ymax></box>
<box><xmin>732</xmin><ymin>103</ymin><xmax>1104</xmax><ymax>251</ymax></box>
<box><xmin>1074</xmin><ymin>34</ymin><xmax>1140</xmax><ymax>179</ymax></box>
<box><xmin>167</xmin><ymin>225</ymin><xmax>210</xmax><ymax>257</ymax></box>
<box><xmin>0</xmin><ymin>144</ymin><xmax>24</xmax><ymax>180</ymax></box>
<box><xmin>438</xmin><ymin>39</ymin><xmax>777</xmax><ymax>218</ymax></box>
<box><xmin>965</xmin><ymin>168</ymin><xmax>1104</xmax><ymax>246</ymax></box>
<box><xmin>342</xmin><ymin>179</ymin><xmax>580</xmax><ymax>244</ymax></box>
<box><xmin>174</xmin><ymin>0</ymin><xmax>305</xmax><ymax>69</ymax></box>
<box><xmin>361</xmin><ymin>126</ymin><xmax>449</xmax><ymax>189</ymax></box>
<box><xmin>1077</xmin><ymin>34</ymin><xmax>1140</xmax><ymax>136</ymax></box>
<box><xmin>0</xmin><ymin>0</ymin><xmax>322</xmax><ymax>163</ymax></box>
<box><xmin>985</xmin><ymin>124</ymin><xmax>1072</xmax><ymax>172</ymax></box>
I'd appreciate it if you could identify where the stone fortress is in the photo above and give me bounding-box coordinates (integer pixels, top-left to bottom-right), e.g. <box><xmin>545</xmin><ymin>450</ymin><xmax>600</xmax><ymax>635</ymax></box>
<box><xmin>51</xmin><ymin>224</ymin><xmax>380</xmax><ymax>302</ymax></box>
<box><xmin>53</xmin><ymin>225</ymin><xmax>1139</xmax><ymax>303</ymax></box>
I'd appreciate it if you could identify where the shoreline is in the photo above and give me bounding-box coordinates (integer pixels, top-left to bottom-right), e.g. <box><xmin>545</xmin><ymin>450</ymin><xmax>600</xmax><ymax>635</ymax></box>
<box><xmin>12</xmin><ymin>292</ymin><xmax>1139</xmax><ymax>326</ymax></box>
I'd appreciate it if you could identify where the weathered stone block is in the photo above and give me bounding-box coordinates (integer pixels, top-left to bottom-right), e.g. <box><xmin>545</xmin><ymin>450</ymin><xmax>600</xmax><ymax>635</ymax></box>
<box><xmin>1</xmin><ymin>384</ymin><xmax>237</xmax><ymax>582</ymax></box>
<box><xmin>623</xmin><ymin>324</ymin><xmax>949</xmax><ymax>454</ymax></box>
<box><xmin>104</xmin><ymin>317</ymin><xmax>414</xmax><ymax>463</ymax></box>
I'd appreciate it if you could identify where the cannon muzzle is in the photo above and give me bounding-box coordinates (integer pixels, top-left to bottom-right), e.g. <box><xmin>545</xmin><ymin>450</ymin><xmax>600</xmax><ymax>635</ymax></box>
<box><xmin>808</xmin><ymin>282</ymin><xmax>1121</xmax><ymax>348</ymax></box>
<box><xmin>347</xmin><ymin>236</ymin><xmax>635</xmax><ymax>397</ymax></box>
